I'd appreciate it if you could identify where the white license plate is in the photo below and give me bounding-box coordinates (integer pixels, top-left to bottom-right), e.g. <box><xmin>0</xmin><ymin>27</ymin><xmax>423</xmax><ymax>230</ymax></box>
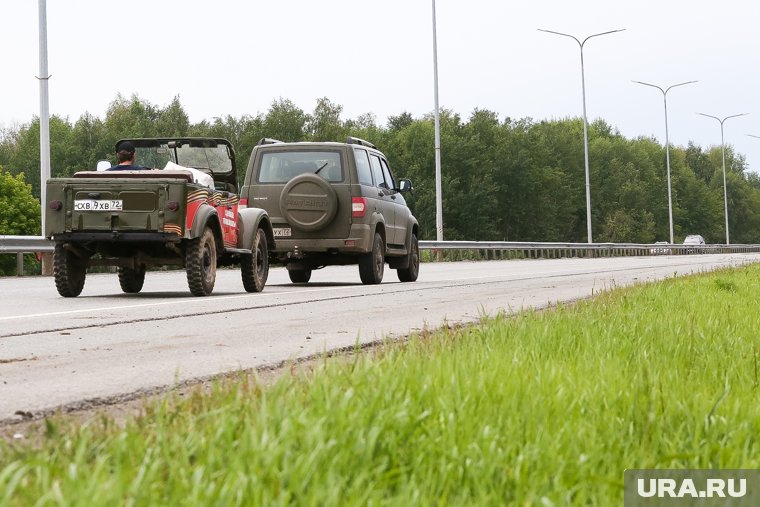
<box><xmin>273</xmin><ymin>227</ymin><xmax>291</xmax><ymax>238</ymax></box>
<box><xmin>74</xmin><ymin>199</ymin><xmax>123</xmax><ymax>211</ymax></box>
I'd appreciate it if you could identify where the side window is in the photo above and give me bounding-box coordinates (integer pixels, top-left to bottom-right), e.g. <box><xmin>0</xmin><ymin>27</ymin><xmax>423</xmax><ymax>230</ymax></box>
<box><xmin>353</xmin><ymin>148</ymin><xmax>374</xmax><ymax>186</ymax></box>
<box><xmin>369</xmin><ymin>154</ymin><xmax>386</xmax><ymax>188</ymax></box>
<box><xmin>380</xmin><ymin>159</ymin><xmax>396</xmax><ymax>191</ymax></box>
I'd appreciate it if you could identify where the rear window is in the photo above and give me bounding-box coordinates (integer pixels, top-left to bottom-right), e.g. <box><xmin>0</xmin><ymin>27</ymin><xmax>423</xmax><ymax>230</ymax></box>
<box><xmin>353</xmin><ymin>148</ymin><xmax>374</xmax><ymax>186</ymax></box>
<box><xmin>257</xmin><ymin>151</ymin><xmax>343</xmax><ymax>183</ymax></box>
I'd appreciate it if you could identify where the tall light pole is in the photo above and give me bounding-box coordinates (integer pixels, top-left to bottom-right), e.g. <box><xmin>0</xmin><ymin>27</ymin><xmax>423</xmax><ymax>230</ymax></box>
<box><xmin>38</xmin><ymin>0</ymin><xmax>51</xmax><ymax>236</ymax></box>
<box><xmin>632</xmin><ymin>80</ymin><xmax>697</xmax><ymax>244</ymax></box>
<box><xmin>431</xmin><ymin>0</ymin><xmax>443</xmax><ymax>243</ymax></box>
<box><xmin>697</xmin><ymin>112</ymin><xmax>748</xmax><ymax>245</ymax></box>
<box><xmin>538</xmin><ymin>28</ymin><xmax>625</xmax><ymax>244</ymax></box>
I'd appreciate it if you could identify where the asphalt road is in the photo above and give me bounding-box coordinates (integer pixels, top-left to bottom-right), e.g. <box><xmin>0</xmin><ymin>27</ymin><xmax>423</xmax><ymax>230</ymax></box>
<box><xmin>1</xmin><ymin>254</ymin><xmax>758</xmax><ymax>421</ymax></box>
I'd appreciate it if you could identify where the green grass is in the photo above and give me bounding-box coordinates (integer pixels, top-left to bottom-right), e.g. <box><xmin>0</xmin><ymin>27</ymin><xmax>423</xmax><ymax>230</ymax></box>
<box><xmin>3</xmin><ymin>265</ymin><xmax>760</xmax><ymax>505</ymax></box>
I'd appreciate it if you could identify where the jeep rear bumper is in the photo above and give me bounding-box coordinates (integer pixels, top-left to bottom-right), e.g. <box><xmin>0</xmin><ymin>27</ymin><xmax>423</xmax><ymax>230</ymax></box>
<box><xmin>51</xmin><ymin>232</ymin><xmax>183</xmax><ymax>243</ymax></box>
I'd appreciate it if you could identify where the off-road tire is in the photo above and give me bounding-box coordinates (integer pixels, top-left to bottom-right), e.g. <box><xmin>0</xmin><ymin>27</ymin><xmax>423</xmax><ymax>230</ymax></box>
<box><xmin>359</xmin><ymin>232</ymin><xmax>384</xmax><ymax>285</ymax></box>
<box><xmin>118</xmin><ymin>266</ymin><xmax>146</xmax><ymax>293</ymax></box>
<box><xmin>53</xmin><ymin>243</ymin><xmax>86</xmax><ymax>297</ymax></box>
<box><xmin>397</xmin><ymin>233</ymin><xmax>420</xmax><ymax>282</ymax></box>
<box><xmin>186</xmin><ymin>227</ymin><xmax>217</xmax><ymax>296</ymax></box>
<box><xmin>241</xmin><ymin>228</ymin><xmax>269</xmax><ymax>293</ymax></box>
<box><xmin>288</xmin><ymin>268</ymin><xmax>312</xmax><ymax>284</ymax></box>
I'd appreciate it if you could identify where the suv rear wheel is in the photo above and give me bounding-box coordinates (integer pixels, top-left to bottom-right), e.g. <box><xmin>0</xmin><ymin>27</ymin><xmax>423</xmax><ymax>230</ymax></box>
<box><xmin>359</xmin><ymin>233</ymin><xmax>384</xmax><ymax>284</ymax></box>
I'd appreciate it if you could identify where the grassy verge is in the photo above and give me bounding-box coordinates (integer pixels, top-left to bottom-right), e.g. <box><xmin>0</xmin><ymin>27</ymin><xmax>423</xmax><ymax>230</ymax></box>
<box><xmin>3</xmin><ymin>265</ymin><xmax>760</xmax><ymax>505</ymax></box>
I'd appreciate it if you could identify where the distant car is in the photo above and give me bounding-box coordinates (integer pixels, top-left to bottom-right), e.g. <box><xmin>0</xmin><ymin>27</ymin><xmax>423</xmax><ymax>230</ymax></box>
<box><xmin>683</xmin><ymin>234</ymin><xmax>705</xmax><ymax>254</ymax></box>
<box><xmin>649</xmin><ymin>241</ymin><xmax>671</xmax><ymax>255</ymax></box>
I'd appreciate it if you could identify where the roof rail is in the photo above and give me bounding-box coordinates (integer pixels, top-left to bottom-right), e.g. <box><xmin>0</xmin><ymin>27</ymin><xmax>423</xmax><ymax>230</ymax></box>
<box><xmin>257</xmin><ymin>137</ymin><xmax>283</xmax><ymax>145</ymax></box>
<box><xmin>346</xmin><ymin>136</ymin><xmax>376</xmax><ymax>149</ymax></box>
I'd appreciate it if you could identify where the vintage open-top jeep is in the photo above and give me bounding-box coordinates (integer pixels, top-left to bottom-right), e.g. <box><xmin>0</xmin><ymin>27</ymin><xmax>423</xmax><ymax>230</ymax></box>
<box><xmin>45</xmin><ymin>138</ymin><xmax>274</xmax><ymax>297</ymax></box>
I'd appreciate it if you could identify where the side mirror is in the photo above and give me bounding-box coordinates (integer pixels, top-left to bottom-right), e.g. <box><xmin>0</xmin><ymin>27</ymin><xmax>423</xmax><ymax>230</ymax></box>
<box><xmin>96</xmin><ymin>160</ymin><xmax>111</xmax><ymax>171</ymax></box>
<box><xmin>398</xmin><ymin>178</ymin><xmax>413</xmax><ymax>193</ymax></box>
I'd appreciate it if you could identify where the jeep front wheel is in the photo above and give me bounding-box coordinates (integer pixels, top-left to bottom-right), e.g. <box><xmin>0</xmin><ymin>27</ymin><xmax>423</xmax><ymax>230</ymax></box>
<box><xmin>241</xmin><ymin>228</ymin><xmax>269</xmax><ymax>293</ymax></box>
<box><xmin>359</xmin><ymin>233</ymin><xmax>384</xmax><ymax>285</ymax></box>
<box><xmin>186</xmin><ymin>227</ymin><xmax>217</xmax><ymax>296</ymax></box>
<box><xmin>53</xmin><ymin>243</ymin><xmax>86</xmax><ymax>297</ymax></box>
<box><xmin>118</xmin><ymin>266</ymin><xmax>146</xmax><ymax>293</ymax></box>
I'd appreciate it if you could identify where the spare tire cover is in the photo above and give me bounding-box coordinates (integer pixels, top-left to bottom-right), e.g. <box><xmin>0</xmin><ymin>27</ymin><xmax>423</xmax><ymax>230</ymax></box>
<box><xmin>279</xmin><ymin>173</ymin><xmax>338</xmax><ymax>231</ymax></box>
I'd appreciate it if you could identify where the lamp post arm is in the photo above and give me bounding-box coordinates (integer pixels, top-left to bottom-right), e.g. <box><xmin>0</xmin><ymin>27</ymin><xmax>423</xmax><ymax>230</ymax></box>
<box><xmin>632</xmin><ymin>80</ymin><xmax>665</xmax><ymax>95</ymax></box>
<box><xmin>537</xmin><ymin>29</ymin><xmax>581</xmax><ymax>47</ymax></box>
<box><xmin>582</xmin><ymin>29</ymin><xmax>626</xmax><ymax>47</ymax></box>
<box><xmin>664</xmin><ymin>80</ymin><xmax>698</xmax><ymax>95</ymax></box>
<box><xmin>697</xmin><ymin>112</ymin><xmax>721</xmax><ymax>125</ymax></box>
<box><xmin>722</xmin><ymin>113</ymin><xmax>749</xmax><ymax>124</ymax></box>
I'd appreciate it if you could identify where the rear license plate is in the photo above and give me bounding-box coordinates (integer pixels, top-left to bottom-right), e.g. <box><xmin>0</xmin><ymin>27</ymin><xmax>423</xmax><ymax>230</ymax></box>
<box><xmin>74</xmin><ymin>199</ymin><xmax>123</xmax><ymax>211</ymax></box>
<box><xmin>273</xmin><ymin>227</ymin><xmax>292</xmax><ymax>238</ymax></box>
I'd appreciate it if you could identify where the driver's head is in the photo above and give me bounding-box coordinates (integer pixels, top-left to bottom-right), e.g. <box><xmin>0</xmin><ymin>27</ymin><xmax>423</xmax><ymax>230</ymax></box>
<box><xmin>116</xmin><ymin>141</ymin><xmax>136</xmax><ymax>163</ymax></box>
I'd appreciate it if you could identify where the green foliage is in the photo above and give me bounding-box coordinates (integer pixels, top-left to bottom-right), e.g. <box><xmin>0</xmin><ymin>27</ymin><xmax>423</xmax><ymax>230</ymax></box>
<box><xmin>4</xmin><ymin>265</ymin><xmax>760</xmax><ymax>504</ymax></box>
<box><xmin>0</xmin><ymin>169</ymin><xmax>41</xmax><ymax>235</ymax></box>
<box><xmin>3</xmin><ymin>93</ymin><xmax>760</xmax><ymax>244</ymax></box>
<box><xmin>0</xmin><ymin>168</ymin><xmax>41</xmax><ymax>275</ymax></box>
<box><xmin>262</xmin><ymin>98</ymin><xmax>307</xmax><ymax>142</ymax></box>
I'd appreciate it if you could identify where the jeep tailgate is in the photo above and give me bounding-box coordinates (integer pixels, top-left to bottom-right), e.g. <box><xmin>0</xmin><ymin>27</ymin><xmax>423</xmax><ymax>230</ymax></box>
<box><xmin>46</xmin><ymin>178</ymin><xmax>187</xmax><ymax>236</ymax></box>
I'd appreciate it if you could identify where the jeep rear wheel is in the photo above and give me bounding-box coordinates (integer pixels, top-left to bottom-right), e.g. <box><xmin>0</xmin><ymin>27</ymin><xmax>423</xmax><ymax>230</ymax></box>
<box><xmin>397</xmin><ymin>233</ymin><xmax>419</xmax><ymax>282</ymax></box>
<box><xmin>186</xmin><ymin>227</ymin><xmax>217</xmax><ymax>296</ymax></box>
<box><xmin>359</xmin><ymin>233</ymin><xmax>384</xmax><ymax>285</ymax></box>
<box><xmin>118</xmin><ymin>266</ymin><xmax>146</xmax><ymax>293</ymax></box>
<box><xmin>53</xmin><ymin>243</ymin><xmax>86</xmax><ymax>297</ymax></box>
<box><xmin>288</xmin><ymin>268</ymin><xmax>312</xmax><ymax>284</ymax></box>
<box><xmin>241</xmin><ymin>228</ymin><xmax>269</xmax><ymax>293</ymax></box>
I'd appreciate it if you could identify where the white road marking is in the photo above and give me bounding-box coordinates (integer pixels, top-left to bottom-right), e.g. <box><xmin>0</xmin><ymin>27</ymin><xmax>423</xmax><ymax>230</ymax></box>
<box><xmin>0</xmin><ymin>285</ymin><xmax>344</xmax><ymax>322</ymax></box>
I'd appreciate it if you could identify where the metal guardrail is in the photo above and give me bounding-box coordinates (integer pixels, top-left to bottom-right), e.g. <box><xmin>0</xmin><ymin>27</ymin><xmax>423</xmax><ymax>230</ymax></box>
<box><xmin>2</xmin><ymin>236</ymin><xmax>760</xmax><ymax>276</ymax></box>
<box><xmin>0</xmin><ymin>236</ymin><xmax>54</xmax><ymax>277</ymax></box>
<box><xmin>0</xmin><ymin>235</ymin><xmax>54</xmax><ymax>254</ymax></box>
<box><xmin>419</xmin><ymin>240</ymin><xmax>760</xmax><ymax>258</ymax></box>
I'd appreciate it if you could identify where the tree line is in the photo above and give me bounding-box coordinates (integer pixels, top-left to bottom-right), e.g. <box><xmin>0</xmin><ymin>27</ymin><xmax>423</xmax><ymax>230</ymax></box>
<box><xmin>2</xmin><ymin>93</ymin><xmax>760</xmax><ymax>252</ymax></box>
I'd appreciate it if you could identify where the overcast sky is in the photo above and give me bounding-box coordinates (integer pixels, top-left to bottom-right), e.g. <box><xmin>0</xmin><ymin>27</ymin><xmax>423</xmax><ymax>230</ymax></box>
<box><xmin>3</xmin><ymin>1</ymin><xmax>760</xmax><ymax>171</ymax></box>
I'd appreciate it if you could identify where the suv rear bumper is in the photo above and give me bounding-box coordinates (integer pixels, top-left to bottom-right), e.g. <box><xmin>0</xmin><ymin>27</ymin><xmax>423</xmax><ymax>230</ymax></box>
<box><xmin>272</xmin><ymin>224</ymin><xmax>372</xmax><ymax>254</ymax></box>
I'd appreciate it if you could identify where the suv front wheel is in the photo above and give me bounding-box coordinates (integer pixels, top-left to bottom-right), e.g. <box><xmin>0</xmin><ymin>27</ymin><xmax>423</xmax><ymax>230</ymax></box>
<box><xmin>241</xmin><ymin>228</ymin><xmax>269</xmax><ymax>292</ymax></box>
<box><xmin>288</xmin><ymin>268</ymin><xmax>312</xmax><ymax>284</ymax></box>
<box><xmin>397</xmin><ymin>233</ymin><xmax>419</xmax><ymax>282</ymax></box>
<box><xmin>359</xmin><ymin>232</ymin><xmax>384</xmax><ymax>285</ymax></box>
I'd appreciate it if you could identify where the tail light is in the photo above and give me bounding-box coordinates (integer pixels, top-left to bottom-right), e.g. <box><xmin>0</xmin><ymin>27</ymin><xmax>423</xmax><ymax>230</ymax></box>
<box><xmin>239</xmin><ymin>198</ymin><xmax>248</xmax><ymax>209</ymax></box>
<box><xmin>166</xmin><ymin>201</ymin><xmax>179</xmax><ymax>211</ymax></box>
<box><xmin>352</xmin><ymin>197</ymin><xmax>367</xmax><ymax>218</ymax></box>
<box><xmin>48</xmin><ymin>200</ymin><xmax>63</xmax><ymax>211</ymax></box>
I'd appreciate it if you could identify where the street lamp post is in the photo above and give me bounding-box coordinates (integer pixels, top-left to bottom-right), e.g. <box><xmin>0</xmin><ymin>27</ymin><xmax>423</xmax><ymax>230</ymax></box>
<box><xmin>431</xmin><ymin>0</ymin><xmax>443</xmax><ymax>243</ymax></box>
<box><xmin>697</xmin><ymin>112</ymin><xmax>749</xmax><ymax>245</ymax></box>
<box><xmin>632</xmin><ymin>80</ymin><xmax>697</xmax><ymax>244</ymax></box>
<box><xmin>538</xmin><ymin>28</ymin><xmax>625</xmax><ymax>244</ymax></box>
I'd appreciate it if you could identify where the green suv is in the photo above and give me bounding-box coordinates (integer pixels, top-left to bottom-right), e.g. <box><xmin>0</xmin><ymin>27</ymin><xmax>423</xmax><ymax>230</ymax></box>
<box><xmin>240</xmin><ymin>137</ymin><xmax>419</xmax><ymax>284</ymax></box>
